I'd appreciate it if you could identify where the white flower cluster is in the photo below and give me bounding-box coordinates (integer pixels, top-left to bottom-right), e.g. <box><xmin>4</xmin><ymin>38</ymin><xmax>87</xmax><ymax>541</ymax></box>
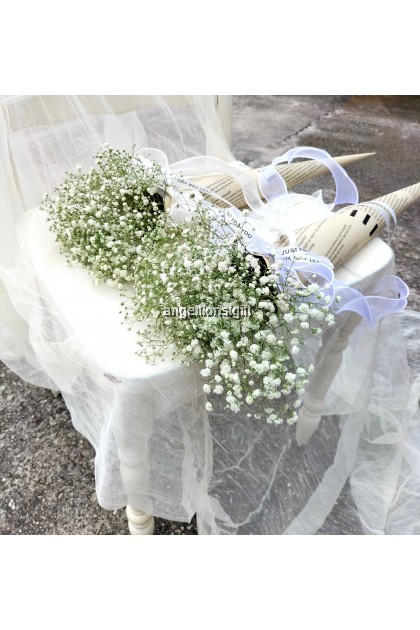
<box><xmin>44</xmin><ymin>150</ymin><xmax>334</xmax><ymax>425</ymax></box>
<box><xmin>41</xmin><ymin>145</ymin><xmax>168</xmax><ymax>288</ymax></box>
<box><xmin>125</xmin><ymin>201</ymin><xmax>330</xmax><ymax>425</ymax></box>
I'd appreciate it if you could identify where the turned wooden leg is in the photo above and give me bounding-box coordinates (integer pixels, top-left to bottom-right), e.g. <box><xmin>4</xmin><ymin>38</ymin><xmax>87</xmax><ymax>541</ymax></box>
<box><xmin>296</xmin><ymin>312</ymin><xmax>362</xmax><ymax>445</ymax></box>
<box><xmin>119</xmin><ymin>448</ymin><xmax>155</xmax><ymax>536</ymax></box>
<box><xmin>112</xmin><ymin>383</ymin><xmax>156</xmax><ymax>536</ymax></box>
<box><xmin>126</xmin><ymin>505</ymin><xmax>155</xmax><ymax>535</ymax></box>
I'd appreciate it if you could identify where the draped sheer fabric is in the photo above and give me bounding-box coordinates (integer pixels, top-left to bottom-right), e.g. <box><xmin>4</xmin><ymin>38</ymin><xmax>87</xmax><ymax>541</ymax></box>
<box><xmin>1</xmin><ymin>95</ymin><xmax>419</xmax><ymax>534</ymax></box>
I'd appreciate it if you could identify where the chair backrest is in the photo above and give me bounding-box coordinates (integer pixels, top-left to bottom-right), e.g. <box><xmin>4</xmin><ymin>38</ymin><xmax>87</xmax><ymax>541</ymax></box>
<box><xmin>0</xmin><ymin>95</ymin><xmax>234</xmax><ymax>212</ymax></box>
<box><xmin>1</xmin><ymin>95</ymin><xmax>232</xmax><ymax>153</ymax></box>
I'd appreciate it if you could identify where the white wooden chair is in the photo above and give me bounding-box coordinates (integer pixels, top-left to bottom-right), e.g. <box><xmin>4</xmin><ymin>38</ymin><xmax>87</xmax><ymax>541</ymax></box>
<box><xmin>7</xmin><ymin>95</ymin><xmax>395</xmax><ymax>533</ymax></box>
<box><xmin>19</xmin><ymin>215</ymin><xmax>394</xmax><ymax>533</ymax></box>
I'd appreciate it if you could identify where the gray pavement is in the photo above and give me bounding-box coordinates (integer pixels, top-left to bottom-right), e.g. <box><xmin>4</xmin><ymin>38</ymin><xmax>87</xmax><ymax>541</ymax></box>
<box><xmin>1</xmin><ymin>96</ymin><xmax>419</xmax><ymax>534</ymax></box>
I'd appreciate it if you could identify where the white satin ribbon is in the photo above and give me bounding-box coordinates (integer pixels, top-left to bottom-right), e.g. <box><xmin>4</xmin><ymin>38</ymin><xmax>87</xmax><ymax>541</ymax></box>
<box><xmin>170</xmin><ymin>155</ymin><xmax>266</xmax><ymax>213</ymax></box>
<box><xmin>332</xmin><ymin>275</ymin><xmax>409</xmax><ymax>325</ymax></box>
<box><xmin>258</xmin><ymin>146</ymin><xmax>359</xmax><ymax>208</ymax></box>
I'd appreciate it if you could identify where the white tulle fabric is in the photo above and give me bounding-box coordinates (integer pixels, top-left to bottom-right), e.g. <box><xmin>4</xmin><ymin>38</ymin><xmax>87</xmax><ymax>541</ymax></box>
<box><xmin>1</xmin><ymin>95</ymin><xmax>419</xmax><ymax>534</ymax></box>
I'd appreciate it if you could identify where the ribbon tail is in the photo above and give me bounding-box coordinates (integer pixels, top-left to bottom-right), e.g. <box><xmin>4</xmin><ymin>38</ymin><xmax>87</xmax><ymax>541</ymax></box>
<box><xmin>332</xmin><ymin>276</ymin><xmax>409</xmax><ymax>326</ymax></box>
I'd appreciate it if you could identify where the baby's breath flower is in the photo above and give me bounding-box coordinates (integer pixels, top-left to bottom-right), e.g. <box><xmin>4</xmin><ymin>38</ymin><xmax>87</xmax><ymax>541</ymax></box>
<box><xmin>41</xmin><ymin>145</ymin><xmax>168</xmax><ymax>284</ymax></box>
<box><xmin>126</xmin><ymin>200</ymin><xmax>325</xmax><ymax>423</ymax></box>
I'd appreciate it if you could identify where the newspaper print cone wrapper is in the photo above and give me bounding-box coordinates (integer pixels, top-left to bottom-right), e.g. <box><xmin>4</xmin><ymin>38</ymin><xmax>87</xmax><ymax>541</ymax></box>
<box><xmin>277</xmin><ymin>183</ymin><xmax>420</xmax><ymax>267</ymax></box>
<box><xmin>185</xmin><ymin>152</ymin><xmax>374</xmax><ymax>209</ymax></box>
<box><xmin>164</xmin><ymin>150</ymin><xmax>370</xmax><ymax>222</ymax></box>
<box><xmin>269</xmin><ymin>183</ymin><xmax>419</xmax><ymax>325</ymax></box>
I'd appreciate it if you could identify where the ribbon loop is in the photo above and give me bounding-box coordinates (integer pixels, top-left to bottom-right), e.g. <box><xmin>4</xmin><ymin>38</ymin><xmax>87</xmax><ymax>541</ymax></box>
<box><xmin>170</xmin><ymin>155</ymin><xmax>266</xmax><ymax>213</ymax></box>
<box><xmin>259</xmin><ymin>147</ymin><xmax>359</xmax><ymax>207</ymax></box>
<box><xmin>137</xmin><ymin>147</ymin><xmax>169</xmax><ymax>170</ymax></box>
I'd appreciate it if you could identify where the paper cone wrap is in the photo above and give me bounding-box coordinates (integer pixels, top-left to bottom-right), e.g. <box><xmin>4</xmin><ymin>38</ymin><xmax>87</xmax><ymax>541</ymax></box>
<box><xmin>187</xmin><ymin>153</ymin><xmax>373</xmax><ymax>209</ymax></box>
<box><xmin>276</xmin><ymin>183</ymin><xmax>420</xmax><ymax>268</ymax></box>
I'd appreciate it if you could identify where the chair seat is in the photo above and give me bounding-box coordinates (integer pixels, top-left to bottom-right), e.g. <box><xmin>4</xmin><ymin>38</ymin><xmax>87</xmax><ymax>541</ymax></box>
<box><xmin>19</xmin><ymin>208</ymin><xmax>394</xmax><ymax>382</ymax></box>
<box><xmin>334</xmin><ymin>236</ymin><xmax>394</xmax><ymax>285</ymax></box>
<box><xmin>20</xmin><ymin>208</ymin><xmax>183</xmax><ymax>381</ymax></box>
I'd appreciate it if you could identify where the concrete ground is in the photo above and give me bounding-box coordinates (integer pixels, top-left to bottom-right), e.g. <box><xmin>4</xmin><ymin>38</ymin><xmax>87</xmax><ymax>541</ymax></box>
<box><xmin>1</xmin><ymin>96</ymin><xmax>419</xmax><ymax>534</ymax></box>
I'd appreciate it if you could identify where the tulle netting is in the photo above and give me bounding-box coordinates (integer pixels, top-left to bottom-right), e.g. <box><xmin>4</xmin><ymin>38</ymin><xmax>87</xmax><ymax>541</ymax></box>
<box><xmin>1</xmin><ymin>95</ymin><xmax>419</xmax><ymax>534</ymax></box>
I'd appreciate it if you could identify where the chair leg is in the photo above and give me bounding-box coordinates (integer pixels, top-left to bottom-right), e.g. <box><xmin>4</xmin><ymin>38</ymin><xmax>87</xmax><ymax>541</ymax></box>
<box><xmin>119</xmin><ymin>448</ymin><xmax>155</xmax><ymax>535</ymax></box>
<box><xmin>113</xmin><ymin>387</ymin><xmax>156</xmax><ymax>535</ymax></box>
<box><xmin>296</xmin><ymin>312</ymin><xmax>362</xmax><ymax>445</ymax></box>
<box><xmin>126</xmin><ymin>505</ymin><xmax>155</xmax><ymax>535</ymax></box>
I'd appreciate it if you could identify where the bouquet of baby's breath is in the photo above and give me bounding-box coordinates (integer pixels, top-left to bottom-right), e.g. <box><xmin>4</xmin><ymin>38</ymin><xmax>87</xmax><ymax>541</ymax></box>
<box><xmin>43</xmin><ymin>145</ymin><xmax>333</xmax><ymax>424</ymax></box>
<box><xmin>123</xmin><ymin>197</ymin><xmax>331</xmax><ymax>424</ymax></box>
<box><xmin>42</xmin><ymin>145</ymin><xmax>168</xmax><ymax>288</ymax></box>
